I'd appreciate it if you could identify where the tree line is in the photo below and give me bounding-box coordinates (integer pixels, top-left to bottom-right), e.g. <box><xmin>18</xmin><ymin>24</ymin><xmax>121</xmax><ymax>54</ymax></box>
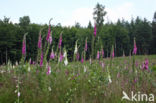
<box><xmin>0</xmin><ymin>3</ymin><xmax>156</xmax><ymax>64</ymax></box>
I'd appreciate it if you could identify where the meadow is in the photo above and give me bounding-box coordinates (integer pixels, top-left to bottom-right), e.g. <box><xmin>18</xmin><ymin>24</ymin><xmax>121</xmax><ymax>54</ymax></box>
<box><xmin>0</xmin><ymin>55</ymin><xmax>156</xmax><ymax>103</ymax></box>
<box><xmin>0</xmin><ymin>21</ymin><xmax>156</xmax><ymax>103</ymax></box>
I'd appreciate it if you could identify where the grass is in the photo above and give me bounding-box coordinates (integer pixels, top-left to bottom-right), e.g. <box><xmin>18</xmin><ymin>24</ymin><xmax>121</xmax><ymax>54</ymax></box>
<box><xmin>0</xmin><ymin>55</ymin><xmax>156</xmax><ymax>103</ymax></box>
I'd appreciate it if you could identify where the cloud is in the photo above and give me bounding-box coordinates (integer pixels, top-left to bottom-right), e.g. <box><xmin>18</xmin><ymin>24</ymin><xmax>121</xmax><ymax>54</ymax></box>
<box><xmin>62</xmin><ymin>8</ymin><xmax>93</xmax><ymax>27</ymax></box>
<box><xmin>62</xmin><ymin>2</ymin><xmax>135</xmax><ymax>26</ymax></box>
<box><xmin>106</xmin><ymin>2</ymin><xmax>135</xmax><ymax>23</ymax></box>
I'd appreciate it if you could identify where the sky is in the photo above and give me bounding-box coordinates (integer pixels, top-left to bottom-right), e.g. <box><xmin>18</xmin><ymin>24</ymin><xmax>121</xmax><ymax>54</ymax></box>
<box><xmin>0</xmin><ymin>0</ymin><xmax>156</xmax><ymax>27</ymax></box>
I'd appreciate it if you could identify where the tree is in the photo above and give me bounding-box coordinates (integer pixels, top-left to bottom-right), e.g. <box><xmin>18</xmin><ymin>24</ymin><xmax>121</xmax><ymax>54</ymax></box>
<box><xmin>151</xmin><ymin>12</ymin><xmax>156</xmax><ymax>54</ymax></box>
<box><xmin>19</xmin><ymin>16</ymin><xmax>30</xmax><ymax>27</ymax></box>
<box><xmin>87</xmin><ymin>21</ymin><xmax>92</xmax><ymax>29</ymax></box>
<box><xmin>93</xmin><ymin>3</ymin><xmax>107</xmax><ymax>34</ymax></box>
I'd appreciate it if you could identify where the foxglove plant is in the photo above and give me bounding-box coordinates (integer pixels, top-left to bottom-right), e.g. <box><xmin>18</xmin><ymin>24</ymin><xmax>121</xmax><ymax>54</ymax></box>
<box><xmin>38</xmin><ymin>32</ymin><xmax>42</xmax><ymax>49</ymax></box>
<box><xmin>101</xmin><ymin>48</ymin><xmax>104</xmax><ymax>58</ymax></box>
<box><xmin>111</xmin><ymin>46</ymin><xmax>114</xmax><ymax>58</ymax></box>
<box><xmin>22</xmin><ymin>33</ymin><xmax>27</xmax><ymax>56</ymax></box>
<box><xmin>94</xmin><ymin>23</ymin><xmax>97</xmax><ymax>37</ymax></box>
<box><xmin>97</xmin><ymin>51</ymin><xmax>100</xmax><ymax>59</ymax></box>
<box><xmin>50</xmin><ymin>49</ymin><xmax>55</xmax><ymax>59</ymax></box>
<box><xmin>84</xmin><ymin>38</ymin><xmax>87</xmax><ymax>60</ymax></box>
<box><xmin>59</xmin><ymin>52</ymin><xmax>63</xmax><ymax>62</ymax></box>
<box><xmin>46</xmin><ymin>63</ymin><xmax>51</xmax><ymax>75</ymax></box>
<box><xmin>58</xmin><ymin>34</ymin><xmax>62</xmax><ymax>49</ymax></box>
<box><xmin>132</xmin><ymin>38</ymin><xmax>137</xmax><ymax>81</ymax></box>
<box><xmin>76</xmin><ymin>52</ymin><xmax>80</xmax><ymax>61</ymax></box>
<box><xmin>81</xmin><ymin>55</ymin><xmax>84</xmax><ymax>64</ymax></box>
<box><xmin>46</xmin><ymin>18</ymin><xmax>52</xmax><ymax>44</ymax></box>
<box><xmin>40</xmin><ymin>50</ymin><xmax>43</xmax><ymax>67</ymax></box>
<box><xmin>73</xmin><ymin>40</ymin><xmax>79</xmax><ymax>61</ymax></box>
<box><xmin>133</xmin><ymin>38</ymin><xmax>137</xmax><ymax>55</ymax></box>
<box><xmin>21</xmin><ymin>33</ymin><xmax>27</xmax><ymax>64</ymax></box>
<box><xmin>64</xmin><ymin>50</ymin><xmax>68</xmax><ymax>66</ymax></box>
<box><xmin>84</xmin><ymin>38</ymin><xmax>88</xmax><ymax>52</ymax></box>
<box><xmin>142</xmin><ymin>58</ymin><xmax>149</xmax><ymax>71</ymax></box>
<box><xmin>91</xmin><ymin>23</ymin><xmax>97</xmax><ymax>59</ymax></box>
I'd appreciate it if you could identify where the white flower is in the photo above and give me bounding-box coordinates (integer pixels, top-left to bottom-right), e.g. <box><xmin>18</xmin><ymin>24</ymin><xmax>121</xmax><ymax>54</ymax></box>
<box><xmin>74</xmin><ymin>40</ymin><xmax>78</xmax><ymax>54</ymax></box>
<box><xmin>108</xmin><ymin>75</ymin><xmax>112</xmax><ymax>83</ymax></box>
<box><xmin>28</xmin><ymin>66</ymin><xmax>30</xmax><ymax>72</ymax></box>
<box><xmin>18</xmin><ymin>92</ymin><xmax>20</xmax><ymax>97</ymax></box>
<box><xmin>15</xmin><ymin>90</ymin><xmax>17</xmax><ymax>93</ymax></box>
<box><xmin>48</xmin><ymin>87</ymin><xmax>52</xmax><ymax>91</ymax></box>
<box><xmin>64</xmin><ymin>57</ymin><xmax>68</xmax><ymax>66</ymax></box>
<box><xmin>84</xmin><ymin>66</ymin><xmax>87</xmax><ymax>73</ymax></box>
<box><xmin>63</xmin><ymin>50</ymin><xmax>67</xmax><ymax>57</ymax></box>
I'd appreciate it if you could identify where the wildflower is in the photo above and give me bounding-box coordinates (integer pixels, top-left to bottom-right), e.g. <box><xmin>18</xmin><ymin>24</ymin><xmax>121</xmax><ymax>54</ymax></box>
<box><xmin>112</xmin><ymin>47</ymin><xmax>114</xmax><ymax>58</ymax></box>
<box><xmin>133</xmin><ymin>38</ymin><xmax>137</xmax><ymax>55</ymax></box>
<box><xmin>59</xmin><ymin>34</ymin><xmax>62</xmax><ymax>49</ymax></box>
<box><xmin>59</xmin><ymin>53</ymin><xmax>63</xmax><ymax>62</ymax></box>
<box><xmin>144</xmin><ymin>59</ymin><xmax>149</xmax><ymax>70</ymax></box>
<box><xmin>46</xmin><ymin>64</ymin><xmax>51</xmax><ymax>75</ymax></box>
<box><xmin>142</xmin><ymin>58</ymin><xmax>149</xmax><ymax>70</ymax></box>
<box><xmin>40</xmin><ymin>50</ymin><xmax>43</xmax><ymax>67</ymax></box>
<box><xmin>18</xmin><ymin>92</ymin><xmax>20</xmax><ymax>97</ymax></box>
<box><xmin>94</xmin><ymin>23</ymin><xmax>97</xmax><ymax>37</ymax></box>
<box><xmin>81</xmin><ymin>56</ymin><xmax>84</xmax><ymax>64</ymax></box>
<box><xmin>84</xmin><ymin>38</ymin><xmax>87</xmax><ymax>51</ymax></box>
<box><xmin>84</xmin><ymin>66</ymin><xmax>87</xmax><ymax>73</ymax></box>
<box><xmin>48</xmin><ymin>86</ymin><xmax>52</xmax><ymax>91</ymax></box>
<box><xmin>22</xmin><ymin>35</ymin><xmax>26</xmax><ymax>56</ymax></box>
<box><xmin>89</xmin><ymin>58</ymin><xmax>92</xmax><ymax>64</ymax></box>
<box><xmin>101</xmin><ymin>62</ymin><xmax>105</xmax><ymax>68</ymax></box>
<box><xmin>97</xmin><ymin>51</ymin><xmax>100</xmax><ymax>59</ymax></box>
<box><xmin>50</xmin><ymin>49</ymin><xmax>55</xmax><ymax>59</ymax></box>
<box><xmin>101</xmin><ymin>48</ymin><xmax>104</xmax><ymax>58</ymax></box>
<box><xmin>28</xmin><ymin>66</ymin><xmax>30</xmax><ymax>72</ymax></box>
<box><xmin>64</xmin><ymin>50</ymin><xmax>68</xmax><ymax>66</ymax></box>
<box><xmin>108</xmin><ymin>75</ymin><xmax>112</xmax><ymax>83</ymax></box>
<box><xmin>74</xmin><ymin>40</ymin><xmax>78</xmax><ymax>54</ymax></box>
<box><xmin>38</xmin><ymin>33</ymin><xmax>42</xmax><ymax>48</ymax></box>
<box><xmin>46</xmin><ymin>24</ymin><xmax>52</xmax><ymax>44</ymax></box>
<box><xmin>76</xmin><ymin>53</ymin><xmax>80</xmax><ymax>61</ymax></box>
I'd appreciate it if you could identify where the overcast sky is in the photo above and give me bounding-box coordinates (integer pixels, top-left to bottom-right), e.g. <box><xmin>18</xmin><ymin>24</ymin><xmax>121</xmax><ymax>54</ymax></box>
<box><xmin>0</xmin><ymin>0</ymin><xmax>156</xmax><ymax>27</ymax></box>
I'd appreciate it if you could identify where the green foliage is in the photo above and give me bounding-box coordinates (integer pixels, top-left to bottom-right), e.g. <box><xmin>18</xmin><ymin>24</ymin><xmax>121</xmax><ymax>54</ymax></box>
<box><xmin>0</xmin><ymin>12</ymin><xmax>156</xmax><ymax>64</ymax></box>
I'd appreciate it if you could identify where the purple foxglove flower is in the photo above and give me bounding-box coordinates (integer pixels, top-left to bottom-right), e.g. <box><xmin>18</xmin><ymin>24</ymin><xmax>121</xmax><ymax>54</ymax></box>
<box><xmin>112</xmin><ymin>48</ymin><xmax>114</xmax><ymax>58</ymax></box>
<box><xmin>46</xmin><ymin>64</ymin><xmax>51</xmax><ymax>75</ymax></box>
<box><xmin>22</xmin><ymin>37</ymin><xmax>26</xmax><ymax>56</ymax></box>
<box><xmin>46</xmin><ymin>25</ymin><xmax>51</xmax><ymax>41</ymax></box>
<box><xmin>49</xmin><ymin>35</ymin><xmax>52</xmax><ymax>44</ymax></box>
<box><xmin>94</xmin><ymin>23</ymin><xmax>97</xmax><ymax>37</ymax></box>
<box><xmin>101</xmin><ymin>48</ymin><xmax>104</xmax><ymax>58</ymax></box>
<box><xmin>40</xmin><ymin>51</ymin><xmax>43</xmax><ymax>67</ymax></box>
<box><xmin>38</xmin><ymin>33</ymin><xmax>42</xmax><ymax>48</ymax></box>
<box><xmin>133</xmin><ymin>39</ymin><xmax>137</xmax><ymax>55</ymax></box>
<box><xmin>84</xmin><ymin>39</ymin><xmax>87</xmax><ymax>51</ymax></box>
<box><xmin>50</xmin><ymin>51</ymin><xmax>55</xmax><ymax>59</ymax></box>
<box><xmin>101</xmin><ymin>62</ymin><xmax>105</xmax><ymax>68</ymax></box>
<box><xmin>81</xmin><ymin>56</ymin><xmax>84</xmax><ymax>63</ymax></box>
<box><xmin>59</xmin><ymin>53</ymin><xmax>63</xmax><ymax>62</ymax></box>
<box><xmin>76</xmin><ymin>53</ymin><xmax>80</xmax><ymax>61</ymax></box>
<box><xmin>59</xmin><ymin>34</ymin><xmax>62</xmax><ymax>49</ymax></box>
<box><xmin>144</xmin><ymin>58</ymin><xmax>149</xmax><ymax>70</ymax></box>
<box><xmin>97</xmin><ymin>51</ymin><xmax>100</xmax><ymax>59</ymax></box>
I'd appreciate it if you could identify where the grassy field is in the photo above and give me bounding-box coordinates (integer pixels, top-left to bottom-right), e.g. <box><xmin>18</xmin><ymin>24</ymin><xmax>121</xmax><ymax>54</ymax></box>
<box><xmin>0</xmin><ymin>55</ymin><xmax>156</xmax><ymax>103</ymax></box>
